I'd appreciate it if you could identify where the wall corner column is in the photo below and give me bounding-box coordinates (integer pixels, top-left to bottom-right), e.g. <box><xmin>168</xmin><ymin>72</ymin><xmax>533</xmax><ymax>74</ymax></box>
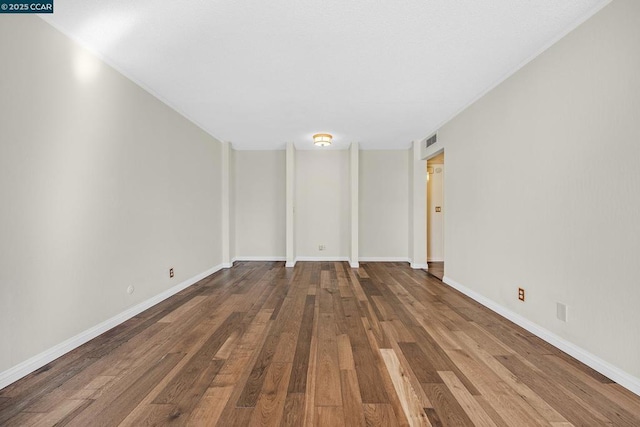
<box><xmin>410</xmin><ymin>140</ymin><xmax>427</xmax><ymax>269</ymax></box>
<box><xmin>221</xmin><ymin>141</ymin><xmax>232</xmax><ymax>268</ymax></box>
<box><xmin>285</xmin><ymin>142</ymin><xmax>296</xmax><ymax>267</ymax></box>
<box><xmin>350</xmin><ymin>142</ymin><xmax>359</xmax><ymax>268</ymax></box>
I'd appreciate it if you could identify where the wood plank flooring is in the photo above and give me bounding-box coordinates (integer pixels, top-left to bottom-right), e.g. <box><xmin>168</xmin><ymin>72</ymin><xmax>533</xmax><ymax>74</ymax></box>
<box><xmin>2</xmin><ymin>261</ymin><xmax>639</xmax><ymax>426</ymax></box>
<box><xmin>427</xmin><ymin>262</ymin><xmax>444</xmax><ymax>280</ymax></box>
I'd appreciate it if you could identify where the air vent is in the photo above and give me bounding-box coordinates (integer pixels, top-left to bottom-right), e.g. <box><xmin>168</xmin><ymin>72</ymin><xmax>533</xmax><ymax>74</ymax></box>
<box><xmin>426</xmin><ymin>133</ymin><xmax>437</xmax><ymax>148</ymax></box>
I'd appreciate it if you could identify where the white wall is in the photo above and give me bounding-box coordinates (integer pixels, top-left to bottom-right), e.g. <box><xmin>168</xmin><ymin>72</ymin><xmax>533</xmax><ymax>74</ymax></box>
<box><xmin>425</xmin><ymin>0</ymin><xmax>640</xmax><ymax>383</ymax></box>
<box><xmin>0</xmin><ymin>17</ymin><xmax>223</xmax><ymax>375</ymax></box>
<box><xmin>295</xmin><ymin>150</ymin><xmax>350</xmax><ymax>259</ymax></box>
<box><xmin>359</xmin><ymin>150</ymin><xmax>409</xmax><ymax>260</ymax></box>
<box><xmin>427</xmin><ymin>163</ymin><xmax>444</xmax><ymax>261</ymax></box>
<box><xmin>234</xmin><ymin>150</ymin><xmax>286</xmax><ymax>259</ymax></box>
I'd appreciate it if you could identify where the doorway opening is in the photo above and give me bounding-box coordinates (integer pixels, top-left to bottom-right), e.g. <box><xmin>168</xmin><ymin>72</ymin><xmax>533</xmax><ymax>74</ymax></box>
<box><xmin>427</xmin><ymin>151</ymin><xmax>444</xmax><ymax>279</ymax></box>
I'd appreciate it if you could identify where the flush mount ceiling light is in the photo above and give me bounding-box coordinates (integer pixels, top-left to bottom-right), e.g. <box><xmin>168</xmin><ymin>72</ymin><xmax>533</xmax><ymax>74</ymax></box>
<box><xmin>313</xmin><ymin>133</ymin><xmax>332</xmax><ymax>147</ymax></box>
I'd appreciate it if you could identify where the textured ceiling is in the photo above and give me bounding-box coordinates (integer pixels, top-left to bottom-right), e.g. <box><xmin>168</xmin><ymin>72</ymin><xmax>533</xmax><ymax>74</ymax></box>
<box><xmin>42</xmin><ymin>0</ymin><xmax>609</xmax><ymax>150</ymax></box>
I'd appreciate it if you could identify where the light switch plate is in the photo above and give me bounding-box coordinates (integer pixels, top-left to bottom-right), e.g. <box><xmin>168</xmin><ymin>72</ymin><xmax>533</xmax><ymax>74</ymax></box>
<box><xmin>557</xmin><ymin>302</ymin><xmax>568</xmax><ymax>322</ymax></box>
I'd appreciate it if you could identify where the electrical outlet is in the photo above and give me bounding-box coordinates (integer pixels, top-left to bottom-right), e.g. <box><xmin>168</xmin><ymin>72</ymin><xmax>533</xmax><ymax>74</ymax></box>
<box><xmin>169</xmin><ymin>268</ymin><xmax>174</xmax><ymax>278</ymax></box>
<box><xmin>127</xmin><ymin>285</ymin><xmax>135</xmax><ymax>295</ymax></box>
<box><xmin>318</xmin><ymin>245</ymin><xmax>326</xmax><ymax>251</ymax></box>
<box><xmin>518</xmin><ymin>287</ymin><xmax>525</xmax><ymax>301</ymax></box>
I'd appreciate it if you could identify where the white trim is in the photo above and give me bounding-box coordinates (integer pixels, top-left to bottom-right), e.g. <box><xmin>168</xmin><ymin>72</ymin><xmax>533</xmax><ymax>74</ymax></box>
<box><xmin>349</xmin><ymin>261</ymin><xmax>360</xmax><ymax>269</ymax></box>
<box><xmin>285</xmin><ymin>261</ymin><xmax>296</xmax><ymax>268</ymax></box>
<box><xmin>221</xmin><ymin>263</ymin><xmax>233</xmax><ymax>269</ymax></box>
<box><xmin>442</xmin><ymin>276</ymin><xmax>640</xmax><ymax>397</ymax></box>
<box><xmin>0</xmin><ymin>264</ymin><xmax>224</xmax><ymax>390</ymax></box>
<box><xmin>233</xmin><ymin>256</ymin><xmax>286</xmax><ymax>262</ymax></box>
<box><xmin>359</xmin><ymin>257</ymin><xmax>410</xmax><ymax>263</ymax></box>
<box><xmin>234</xmin><ymin>257</ymin><xmax>408</xmax><ymax>264</ymax></box>
<box><xmin>295</xmin><ymin>256</ymin><xmax>350</xmax><ymax>262</ymax></box>
<box><xmin>411</xmin><ymin>263</ymin><xmax>429</xmax><ymax>269</ymax></box>
<box><xmin>417</xmin><ymin>0</ymin><xmax>613</xmax><ymax>148</ymax></box>
<box><xmin>427</xmin><ymin>258</ymin><xmax>444</xmax><ymax>262</ymax></box>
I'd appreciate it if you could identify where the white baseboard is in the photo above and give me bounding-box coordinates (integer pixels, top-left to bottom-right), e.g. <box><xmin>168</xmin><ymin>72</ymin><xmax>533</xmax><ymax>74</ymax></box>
<box><xmin>233</xmin><ymin>256</ymin><xmax>286</xmax><ymax>262</ymax></box>
<box><xmin>359</xmin><ymin>257</ymin><xmax>410</xmax><ymax>263</ymax></box>
<box><xmin>442</xmin><ymin>276</ymin><xmax>640</xmax><ymax>397</ymax></box>
<box><xmin>294</xmin><ymin>256</ymin><xmax>350</xmax><ymax>262</ymax></box>
<box><xmin>427</xmin><ymin>258</ymin><xmax>444</xmax><ymax>262</ymax></box>
<box><xmin>411</xmin><ymin>263</ymin><xmax>429</xmax><ymax>269</ymax></box>
<box><xmin>0</xmin><ymin>264</ymin><xmax>224</xmax><ymax>391</ymax></box>
<box><xmin>284</xmin><ymin>257</ymin><xmax>409</xmax><ymax>268</ymax></box>
<box><xmin>285</xmin><ymin>257</ymin><xmax>350</xmax><ymax>267</ymax></box>
<box><xmin>281</xmin><ymin>257</ymin><xmax>412</xmax><ymax>268</ymax></box>
<box><xmin>280</xmin><ymin>257</ymin><xmax>413</xmax><ymax>268</ymax></box>
<box><xmin>221</xmin><ymin>262</ymin><xmax>233</xmax><ymax>269</ymax></box>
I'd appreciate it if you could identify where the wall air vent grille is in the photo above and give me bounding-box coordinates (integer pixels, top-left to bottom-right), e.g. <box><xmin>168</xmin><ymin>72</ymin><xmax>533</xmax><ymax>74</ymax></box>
<box><xmin>426</xmin><ymin>133</ymin><xmax>438</xmax><ymax>148</ymax></box>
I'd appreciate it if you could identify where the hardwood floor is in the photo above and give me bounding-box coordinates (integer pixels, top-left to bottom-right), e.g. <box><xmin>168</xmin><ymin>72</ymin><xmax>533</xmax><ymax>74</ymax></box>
<box><xmin>2</xmin><ymin>261</ymin><xmax>639</xmax><ymax>426</ymax></box>
<box><xmin>427</xmin><ymin>262</ymin><xmax>444</xmax><ymax>280</ymax></box>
